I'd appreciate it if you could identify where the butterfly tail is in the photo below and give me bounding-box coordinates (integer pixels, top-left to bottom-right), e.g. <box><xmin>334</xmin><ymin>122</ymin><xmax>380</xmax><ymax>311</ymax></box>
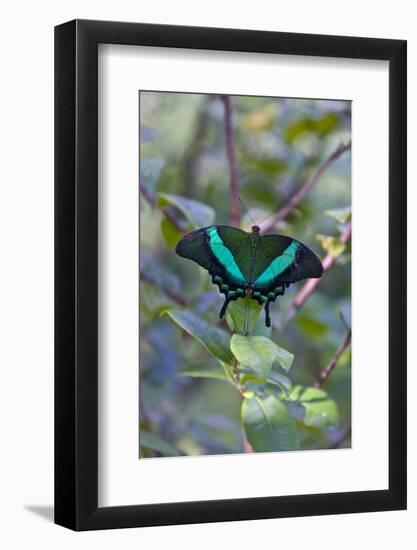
<box><xmin>264</xmin><ymin>301</ymin><xmax>271</xmax><ymax>328</ymax></box>
<box><xmin>220</xmin><ymin>296</ymin><xmax>231</xmax><ymax>319</ymax></box>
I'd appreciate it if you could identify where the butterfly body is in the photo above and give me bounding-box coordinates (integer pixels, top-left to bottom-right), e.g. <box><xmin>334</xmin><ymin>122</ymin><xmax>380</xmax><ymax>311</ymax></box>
<box><xmin>176</xmin><ymin>224</ymin><xmax>323</xmax><ymax>327</ymax></box>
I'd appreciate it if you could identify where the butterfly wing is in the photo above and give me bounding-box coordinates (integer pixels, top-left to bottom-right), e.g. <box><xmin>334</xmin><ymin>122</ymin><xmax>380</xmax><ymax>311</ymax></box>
<box><xmin>250</xmin><ymin>235</ymin><xmax>323</xmax><ymax>326</ymax></box>
<box><xmin>176</xmin><ymin>226</ymin><xmax>252</xmax><ymax>317</ymax></box>
<box><xmin>252</xmin><ymin>235</ymin><xmax>323</xmax><ymax>287</ymax></box>
<box><xmin>176</xmin><ymin>227</ymin><xmax>323</xmax><ymax>327</ymax></box>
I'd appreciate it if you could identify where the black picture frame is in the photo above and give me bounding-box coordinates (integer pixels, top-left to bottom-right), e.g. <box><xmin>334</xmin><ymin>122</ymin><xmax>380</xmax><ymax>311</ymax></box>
<box><xmin>55</xmin><ymin>19</ymin><xmax>407</xmax><ymax>531</ymax></box>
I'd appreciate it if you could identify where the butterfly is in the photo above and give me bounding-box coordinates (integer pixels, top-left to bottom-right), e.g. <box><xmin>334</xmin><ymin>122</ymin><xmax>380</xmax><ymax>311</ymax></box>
<box><xmin>175</xmin><ymin>224</ymin><xmax>323</xmax><ymax>327</ymax></box>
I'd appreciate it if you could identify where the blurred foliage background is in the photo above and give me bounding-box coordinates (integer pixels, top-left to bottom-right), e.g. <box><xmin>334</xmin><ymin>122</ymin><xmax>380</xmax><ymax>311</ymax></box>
<box><xmin>139</xmin><ymin>92</ymin><xmax>351</xmax><ymax>457</ymax></box>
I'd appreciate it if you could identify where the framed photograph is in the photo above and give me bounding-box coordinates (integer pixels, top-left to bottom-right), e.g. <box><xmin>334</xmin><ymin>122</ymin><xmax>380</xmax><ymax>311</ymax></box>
<box><xmin>55</xmin><ymin>19</ymin><xmax>406</xmax><ymax>530</ymax></box>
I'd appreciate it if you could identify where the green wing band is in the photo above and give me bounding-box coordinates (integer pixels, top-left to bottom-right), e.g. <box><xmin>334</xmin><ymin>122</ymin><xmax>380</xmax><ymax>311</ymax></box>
<box><xmin>207</xmin><ymin>227</ymin><xmax>246</xmax><ymax>285</ymax></box>
<box><xmin>254</xmin><ymin>241</ymin><xmax>298</xmax><ymax>288</ymax></box>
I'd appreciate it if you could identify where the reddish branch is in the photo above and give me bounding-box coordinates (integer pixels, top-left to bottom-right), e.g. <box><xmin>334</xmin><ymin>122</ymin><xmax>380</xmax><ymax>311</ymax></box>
<box><xmin>314</xmin><ymin>326</ymin><xmax>352</xmax><ymax>388</ymax></box>
<box><xmin>260</xmin><ymin>141</ymin><xmax>351</xmax><ymax>234</ymax></box>
<box><xmin>284</xmin><ymin>222</ymin><xmax>352</xmax><ymax>324</ymax></box>
<box><xmin>140</xmin><ymin>270</ymin><xmax>187</xmax><ymax>306</ymax></box>
<box><xmin>221</xmin><ymin>95</ymin><xmax>240</xmax><ymax>226</ymax></box>
<box><xmin>139</xmin><ymin>182</ymin><xmax>186</xmax><ymax>234</ymax></box>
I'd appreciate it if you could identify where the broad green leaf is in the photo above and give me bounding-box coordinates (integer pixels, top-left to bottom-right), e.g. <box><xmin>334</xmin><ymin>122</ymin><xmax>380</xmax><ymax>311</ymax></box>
<box><xmin>316</xmin><ymin>234</ymin><xmax>346</xmax><ymax>258</ymax></box>
<box><xmin>285</xmin><ymin>385</ymin><xmax>340</xmax><ymax>428</ymax></box>
<box><xmin>226</xmin><ymin>297</ymin><xmax>261</xmax><ymax>335</ymax></box>
<box><xmin>267</xmin><ymin>371</ymin><xmax>293</xmax><ymax>396</ymax></box>
<box><xmin>157</xmin><ymin>192</ymin><xmax>215</xmax><ymax>229</ymax></box>
<box><xmin>178</xmin><ymin>362</ymin><xmax>229</xmax><ymax>381</ymax></box>
<box><xmin>325</xmin><ymin>206</ymin><xmax>352</xmax><ymax>224</ymax></box>
<box><xmin>242</xmin><ymin>395</ymin><xmax>299</xmax><ymax>452</ymax></box>
<box><xmin>164</xmin><ymin>309</ymin><xmax>234</xmax><ymax>365</ymax></box>
<box><xmin>273</xmin><ymin>344</ymin><xmax>295</xmax><ymax>373</ymax></box>
<box><xmin>239</xmin><ymin>371</ymin><xmax>290</xmax><ymax>397</ymax></box>
<box><xmin>240</xmin><ymin>372</ymin><xmax>266</xmax><ymax>385</ymax></box>
<box><xmin>140</xmin><ymin>431</ymin><xmax>183</xmax><ymax>457</ymax></box>
<box><xmin>226</xmin><ymin>297</ymin><xmax>272</xmax><ymax>337</ymax></box>
<box><xmin>230</xmin><ymin>335</ymin><xmax>294</xmax><ymax>379</ymax></box>
<box><xmin>160</xmin><ymin>217</ymin><xmax>182</xmax><ymax>248</ymax></box>
<box><xmin>140</xmin><ymin>159</ymin><xmax>165</xmax><ymax>192</ymax></box>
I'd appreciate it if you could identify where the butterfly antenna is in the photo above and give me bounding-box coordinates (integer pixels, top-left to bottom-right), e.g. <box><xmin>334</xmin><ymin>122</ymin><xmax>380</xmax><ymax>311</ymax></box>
<box><xmin>257</xmin><ymin>205</ymin><xmax>281</xmax><ymax>226</ymax></box>
<box><xmin>238</xmin><ymin>196</ymin><xmax>256</xmax><ymax>225</ymax></box>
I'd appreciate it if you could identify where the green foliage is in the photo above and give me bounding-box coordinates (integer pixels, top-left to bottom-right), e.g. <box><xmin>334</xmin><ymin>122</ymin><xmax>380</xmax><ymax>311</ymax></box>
<box><xmin>325</xmin><ymin>206</ymin><xmax>352</xmax><ymax>224</ymax></box>
<box><xmin>157</xmin><ymin>192</ymin><xmax>215</xmax><ymax>229</ymax></box>
<box><xmin>231</xmin><ymin>335</ymin><xmax>294</xmax><ymax>379</ymax></box>
<box><xmin>164</xmin><ymin>309</ymin><xmax>234</xmax><ymax>365</ymax></box>
<box><xmin>284</xmin><ymin>385</ymin><xmax>340</xmax><ymax>428</ymax></box>
<box><xmin>226</xmin><ymin>297</ymin><xmax>261</xmax><ymax>334</ymax></box>
<box><xmin>140</xmin><ymin>92</ymin><xmax>352</xmax><ymax>457</ymax></box>
<box><xmin>160</xmin><ymin>217</ymin><xmax>182</xmax><ymax>248</ymax></box>
<box><xmin>316</xmin><ymin>234</ymin><xmax>346</xmax><ymax>258</ymax></box>
<box><xmin>242</xmin><ymin>395</ymin><xmax>299</xmax><ymax>452</ymax></box>
<box><xmin>178</xmin><ymin>361</ymin><xmax>229</xmax><ymax>381</ymax></box>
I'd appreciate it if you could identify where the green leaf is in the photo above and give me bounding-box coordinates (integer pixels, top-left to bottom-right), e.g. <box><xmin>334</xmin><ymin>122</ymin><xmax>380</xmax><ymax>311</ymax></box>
<box><xmin>157</xmin><ymin>192</ymin><xmax>215</xmax><ymax>229</ymax></box>
<box><xmin>140</xmin><ymin>159</ymin><xmax>165</xmax><ymax>192</ymax></box>
<box><xmin>273</xmin><ymin>344</ymin><xmax>295</xmax><ymax>373</ymax></box>
<box><xmin>230</xmin><ymin>335</ymin><xmax>294</xmax><ymax>379</ymax></box>
<box><xmin>285</xmin><ymin>385</ymin><xmax>340</xmax><ymax>428</ymax></box>
<box><xmin>239</xmin><ymin>371</ymin><xmax>291</xmax><ymax>397</ymax></box>
<box><xmin>178</xmin><ymin>361</ymin><xmax>229</xmax><ymax>381</ymax></box>
<box><xmin>164</xmin><ymin>309</ymin><xmax>234</xmax><ymax>365</ymax></box>
<box><xmin>242</xmin><ymin>395</ymin><xmax>299</xmax><ymax>452</ymax></box>
<box><xmin>160</xmin><ymin>217</ymin><xmax>183</xmax><ymax>248</ymax></box>
<box><xmin>316</xmin><ymin>234</ymin><xmax>346</xmax><ymax>258</ymax></box>
<box><xmin>140</xmin><ymin>431</ymin><xmax>183</xmax><ymax>457</ymax></box>
<box><xmin>226</xmin><ymin>297</ymin><xmax>261</xmax><ymax>335</ymax></box>
<box><xmin>325</xmin><ymin>206</ymin><xmax>352</xmax><ymax>224</ymax></box>
<box><xmin>267</xmin><ymin>371</ymin><xmax>293</xmax><ymax>396</ymax></box>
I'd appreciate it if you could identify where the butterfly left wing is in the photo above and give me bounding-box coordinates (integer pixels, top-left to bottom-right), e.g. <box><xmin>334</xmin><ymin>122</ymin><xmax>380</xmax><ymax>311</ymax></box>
<box><xmin>175</xmin><ymin>226</ymin><xmax>251</xmax><ymax>317</ymax></box>
<box><xmin>250</xmin><ymin>234</ymin><xmax>323</xmax><ymax>326</ymax></box>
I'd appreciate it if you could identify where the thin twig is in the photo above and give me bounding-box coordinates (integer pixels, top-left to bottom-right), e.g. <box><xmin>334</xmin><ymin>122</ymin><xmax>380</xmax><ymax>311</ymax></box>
<box><xmin>140</xmin><ymin>182</ymin><xmax>186</xmax><ymax>234</ymax></box>
<box><xmin>221</xmin><ymin>95</ymin><xmax>240</xmax><ymax>226</ymax></box>
<box><xmin>260</xmin><ymin>141</ymin><xmax>351</xmax><ymax>233</ymax></box>
<box><xmin>314</xmin><ymin>325</ymin><xmax>351</xmax><ymax>388</ymax></box>
<box><xmin>139</xmin><ymin>182</ymin><xmax>156</xmax><ymax>208</ymax></box>
<box><xmin>284</xmin><ymin>222</ymin><xmax>352</xmax><ymax>325</ymax></box>
<box><xmin>140</xmin><ymin>270</ymin><xmax>187</xmax><ymax>306</ymax></box>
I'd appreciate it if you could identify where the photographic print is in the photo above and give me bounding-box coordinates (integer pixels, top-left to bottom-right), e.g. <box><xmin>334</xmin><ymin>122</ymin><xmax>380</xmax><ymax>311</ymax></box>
<box><xmin>139</xmin><ymin>91</ymin><xmax>351</xmax><ymax>458</ymax></box>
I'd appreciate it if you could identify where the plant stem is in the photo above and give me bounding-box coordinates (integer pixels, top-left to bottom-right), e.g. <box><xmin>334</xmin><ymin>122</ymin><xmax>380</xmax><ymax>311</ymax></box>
<box><xmin>140</xmin><ymin>269</ymin><xmax>187</xmax><ymax>306</ymax></box>
<box><xmin>260</xmin><ymin>141</ymin><xmax>351</xmax><ymax>233</ymax></box>
<box><xmin>221</xmin><ymin>95</ymin><xmax>240</xmax><ymax>226</ymax></box>
<box><xmin>139</xmin><ymin>182</ymin><xmax>186</xmax><ymax>234</ymax></box>
<box><xmin>314</xmin><ymin>326</ymin><xmax>352</xmax><ymax>388</ymax></box>
<box><xmin>284</xmin><ymin>222</ymin><xmax>352</xmax><ymax>324</ymax></box>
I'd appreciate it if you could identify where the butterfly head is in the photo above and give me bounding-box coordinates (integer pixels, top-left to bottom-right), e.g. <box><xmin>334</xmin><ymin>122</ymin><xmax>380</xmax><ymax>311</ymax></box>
<box><xmin>251</xmin><ymin>225</ymin><xmax>260</xmax><ymax>233</ymax></box>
